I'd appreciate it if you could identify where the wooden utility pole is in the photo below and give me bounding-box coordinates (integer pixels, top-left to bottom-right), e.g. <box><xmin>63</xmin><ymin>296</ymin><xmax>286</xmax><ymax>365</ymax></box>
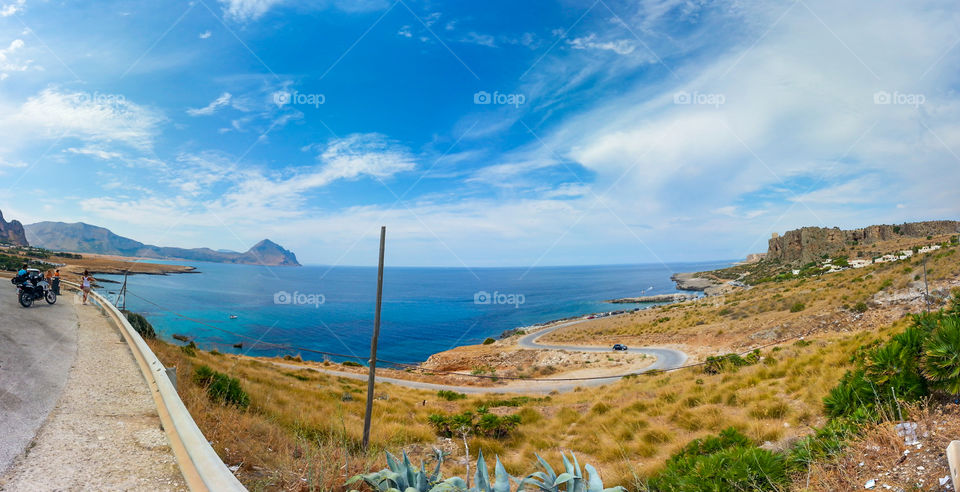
<box><xmin>362</xmin><ymin>226</ymin><xmax>386</xmax><ymax>450</ymax></box>
<box><xmin>923</xmin><ymin>256</ymin><xmax>930</xmax><ymax>313</ymax></box>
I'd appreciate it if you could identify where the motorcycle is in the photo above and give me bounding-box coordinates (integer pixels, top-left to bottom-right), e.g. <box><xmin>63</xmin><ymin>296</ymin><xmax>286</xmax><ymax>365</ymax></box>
<box><xmin>11</xmin><ymin>269</ymin><xmax>56</xmax><ymax>308</ymax></box>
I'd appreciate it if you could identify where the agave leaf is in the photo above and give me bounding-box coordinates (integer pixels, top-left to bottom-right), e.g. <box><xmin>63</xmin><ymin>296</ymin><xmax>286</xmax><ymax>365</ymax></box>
<box><xmin>475</xmin><ymin>451</ymin><xmax>491</xmax><ymax>492</ymax></box>
<box><xmin>430</xmin><ymin>448</ymin><xmax>445</xmax><ymax>482</ymax></box>
<box><xmin>433</xmin><ymin>477</ymin><xmax>468</xmax><ymax>491</ymax></box>
<box><xmin>402</xmin><ymin>450</ymin><xmax>416</xmax><ymax>488</ymax></box>
<box><xmin>555</xmin><ymin>473</ymin><xmax>575</xmax><ymax>486</ymax></box>
<box><xmin>415</xmin><ymin>468</ymin><xmax>429</xmax><ymax>491</ymax></box>
<box><xmin>345</xmin><ymin>475</ymin><xmax>364</xmax><ymax>486</ymax></box>
<box><xmin>570</xmin><ymin>454</ymin><xmax>584</xmax><ymax>492</ymax></box>
<box><xmin>535</xmin><ymin>454</ymin><xmax>558</xmax><ymax>482</ymax></box>
<box><xmin>405</xmin><ymin>488</ymin><xmax>422</xmax><ymax>492</ymax></box>
<box><xmin>584</xmin><ymin>464</ymin><xmax>603</xmax><ymax>492</ymax></box>
<box><xmin>387</xmin><ymin>452</ymin><xmax>402</xmax><ymax>474</ymax></box>
<box><xmin>493</xmin><ymin>457</ymin><xmax>512</xmax><ymax>492</ymax></box>
<box><xmin>561</xmin><ymin>454</ymin><xmax>575</xmax><ymax>480</ymax></box>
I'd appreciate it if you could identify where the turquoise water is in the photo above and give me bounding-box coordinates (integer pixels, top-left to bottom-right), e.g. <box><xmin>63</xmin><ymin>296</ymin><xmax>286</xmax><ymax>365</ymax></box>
<box><xmin>96</xmin><ymin>260</ymin><xmax>732</xmax><ymax>364</ymax></box>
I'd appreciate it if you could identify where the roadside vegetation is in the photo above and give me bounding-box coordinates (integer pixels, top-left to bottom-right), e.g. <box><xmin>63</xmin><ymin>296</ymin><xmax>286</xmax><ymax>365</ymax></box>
<box><xmin>143</xmin><ymin>233</ymin><xmax>960</xmax><ymax>490</ymax></box>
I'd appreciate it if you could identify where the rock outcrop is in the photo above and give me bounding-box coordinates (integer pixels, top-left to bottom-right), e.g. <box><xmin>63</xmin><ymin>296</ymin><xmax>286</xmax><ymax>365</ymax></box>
<box><xmin>767</xmin><ymin>220</ymin><xmax>960</xmax><ymax>264</ymax></box>
<box><xmin>0</xmin><ymin>210</ymin><xmax>29</xmax><ymax>246</ymax></box>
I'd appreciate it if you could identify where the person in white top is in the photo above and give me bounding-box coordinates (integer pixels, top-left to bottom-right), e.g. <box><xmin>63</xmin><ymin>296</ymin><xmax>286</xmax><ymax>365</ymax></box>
<box><xmin>80</xmin><ymin>270</ymin><xmax>92</xmax><ymax>305</ymax></box>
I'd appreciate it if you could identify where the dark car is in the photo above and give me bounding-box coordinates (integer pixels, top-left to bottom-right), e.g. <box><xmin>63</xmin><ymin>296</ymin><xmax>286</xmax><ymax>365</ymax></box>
<box><xmin>612</xmin><ymin>344</ymin><xmax>628</xmax><ymax>351</ymax></box>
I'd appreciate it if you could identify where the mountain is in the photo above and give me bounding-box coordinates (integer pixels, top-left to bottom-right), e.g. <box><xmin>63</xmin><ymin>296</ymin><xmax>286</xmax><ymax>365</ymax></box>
<box><xmin>24</xmin><ymin>221</ymin><xmax>300</xmax><ymax>266</ymax></box>
<box><xmin>0</xmin><ymin>210</ymin><xmax>29</xmax><ymax>246</ymax></box>
<box><xmin>767</xmin><ymin>220</ymin><xmax>960</xmax><ymax>264</ymax></box>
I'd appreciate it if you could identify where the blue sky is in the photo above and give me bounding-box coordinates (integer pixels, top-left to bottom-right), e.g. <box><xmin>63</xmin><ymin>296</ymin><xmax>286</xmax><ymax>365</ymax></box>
<box><xmin>0</xmin><ymin>0</ymin><xmax>958</xmax><ymax>266</ymax></box>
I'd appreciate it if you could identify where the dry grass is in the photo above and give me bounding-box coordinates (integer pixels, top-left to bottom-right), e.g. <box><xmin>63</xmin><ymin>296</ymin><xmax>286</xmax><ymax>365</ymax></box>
<box><xmin>142</xmin><ymin>237</ymin><xmax>960</xmax><ymax>491</ymax></box>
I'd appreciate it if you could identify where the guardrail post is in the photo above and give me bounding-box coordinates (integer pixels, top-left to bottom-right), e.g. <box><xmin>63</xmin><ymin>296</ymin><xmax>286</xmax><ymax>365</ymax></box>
<box><xmin>166</xmin><ymin>367</ymin><xmax>178</xmax><ymax>391</ymax></box>
<box><xmin>948</xmin><ymin>440</ymin><xmax>960</xmax><ymax>490</ymax></box>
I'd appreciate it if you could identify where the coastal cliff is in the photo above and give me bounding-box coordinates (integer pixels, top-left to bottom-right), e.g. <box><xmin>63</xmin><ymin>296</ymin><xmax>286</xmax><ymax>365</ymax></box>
<box><xmin>767</xmin><ymin>220</ymin><xmax>960</xmax><ymax>264</ymax></box>
<box><xmin>0</xmin><ymin>210</ymin><xmax>29</xmax><ymax>246</ymax></box>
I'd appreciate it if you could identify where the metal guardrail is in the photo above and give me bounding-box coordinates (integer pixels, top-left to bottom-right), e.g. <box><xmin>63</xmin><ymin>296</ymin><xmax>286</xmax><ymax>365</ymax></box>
<box><xmin>65</xmin><ymin>281</ymin><xmax>246</xmax><ymax>492</ymax></box>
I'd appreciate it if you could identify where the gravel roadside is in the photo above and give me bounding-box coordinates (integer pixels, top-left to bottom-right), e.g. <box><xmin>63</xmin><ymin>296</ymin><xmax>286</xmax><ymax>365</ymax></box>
<box><xmin>0</xmin><ymin>300</ymin><xmax>187</xmax><ymax>491</ymax></box>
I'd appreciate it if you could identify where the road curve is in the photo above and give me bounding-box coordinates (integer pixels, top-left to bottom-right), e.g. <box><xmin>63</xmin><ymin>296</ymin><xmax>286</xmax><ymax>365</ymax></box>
<box><xmin>279</xmin><ymin>316</ymin><xmax>688</xmax><ymax>395</ymax></box>
<box><xmin>0</xmin><ymin>279</ymin><xmax>78</xmax><ymax>475</ymax></box>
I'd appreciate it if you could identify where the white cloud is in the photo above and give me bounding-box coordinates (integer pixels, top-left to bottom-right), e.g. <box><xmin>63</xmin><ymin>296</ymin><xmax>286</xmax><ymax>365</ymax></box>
<box><xmin>220</xmin><ymin>0</ymin><xmax>388</xmax><ymax>21</ymax></box>
<box><xmin>65</xmin><ymin>146</ymin><xmax>123</xmax><ymax>161</ymax></box>
<box><xmin>460</xmin><ymin>32</ymin><xmax>497</xmax><ymax>48</ymax></box>
<box><xmin>397</xmin><ymin>26</ymin><xmax>413</xmax><ymax>38</ymax></box>
<box><xmin>187</xmin><ymin>92</ymin><xmax>233</xmax><ymax>116</ymax></box>
<box><xmin>0</xmin><ymin>0</ymin><xmax>25</xmax><ymax>17</ymax></box>
<box><xmin>567</xmin><ymin>34</ymin><xmax>635</xmax><ymax>55</ymax></box>
<box><xmin>199</xmin><ymin>31</ymin><xmax>212</xmax><ymax>39</ymax></box>
<box><xmin>0</xmin><ymin>38</ymin><xmax>32</xmax><ymax>78</ymax></box>
<box><xmin>3</xmin><ymin>88</ymin><xmax>164</xmax><ymax>150</ymax></box>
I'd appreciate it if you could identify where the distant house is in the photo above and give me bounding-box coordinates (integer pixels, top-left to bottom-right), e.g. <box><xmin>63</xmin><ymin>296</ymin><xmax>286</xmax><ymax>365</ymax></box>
<box><xmin>791</xmin><ymin>269</ymin><xmax>801</xmax><ymax>275</ymax></box>
<box><xmin>850</xmin><ymin>259</ymin><xmax>871</xmax><ymax>268</ymax></box>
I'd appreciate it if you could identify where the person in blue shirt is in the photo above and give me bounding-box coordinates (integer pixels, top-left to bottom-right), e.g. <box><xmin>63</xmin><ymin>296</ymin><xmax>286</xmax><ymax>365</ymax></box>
<box><xmin>16</xmin><ymin>264</ymin><xmax>27</xmax><ymax>276</ymax></box>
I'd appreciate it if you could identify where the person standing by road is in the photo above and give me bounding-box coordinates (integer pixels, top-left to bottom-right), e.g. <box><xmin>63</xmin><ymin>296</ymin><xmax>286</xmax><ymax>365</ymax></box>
<box><xmin>80</xmin><ymin>270</ymin><xmax>93</xmax><ymax>305</ymax></box>
<box><xmin>52</xmin><ymin>269</ymin><xmax>61</xmax><ymax>295</ymax></box>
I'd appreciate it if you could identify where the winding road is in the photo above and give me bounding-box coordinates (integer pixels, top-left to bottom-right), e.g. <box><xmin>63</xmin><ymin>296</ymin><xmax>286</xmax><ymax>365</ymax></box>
<box><xmin>0</xmin><ymin>281</ymin><xmax>78</xmax><ymax>475</ymax></box>
<box><xmin>279</xmin><ymin>317</ymin><xmax>689</xmax><ymax>395</ymax></box>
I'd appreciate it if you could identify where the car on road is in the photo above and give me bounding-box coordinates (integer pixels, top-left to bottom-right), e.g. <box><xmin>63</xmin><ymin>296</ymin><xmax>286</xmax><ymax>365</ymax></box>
<box><xmin>612</xmin><ymin>344</ymin><xmax>628</xmax><ymax>351</ymax></box>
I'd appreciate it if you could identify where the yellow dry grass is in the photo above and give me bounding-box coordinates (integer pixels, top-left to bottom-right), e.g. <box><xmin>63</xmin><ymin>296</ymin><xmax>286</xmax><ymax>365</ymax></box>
<box><xmin>145</xmin><ymin>238</ymin><xmax>960</xmax><ymax>491</ymax></box>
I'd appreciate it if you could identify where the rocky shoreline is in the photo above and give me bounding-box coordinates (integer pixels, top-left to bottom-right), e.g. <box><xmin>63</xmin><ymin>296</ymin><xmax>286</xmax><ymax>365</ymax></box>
<box><xmin>671</xmin><ymin>272</ymin><xmax>729</xmax><ymax>296</ymax></box>
<box><xmin>607</xmin><ymin>293</ymin><xmax>698</xmax><ymax>303</ymax></box>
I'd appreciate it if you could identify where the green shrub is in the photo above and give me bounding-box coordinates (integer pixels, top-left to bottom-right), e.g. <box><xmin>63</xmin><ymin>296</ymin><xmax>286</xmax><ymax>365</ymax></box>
<box><xmin>482</xmin><ymin>337</ymin><xmax>496</xmax><ymax>345</ymax></box>
<box><xmin>922</xmin><ymin>316</ymin><xmax>960</xmax><ymax>396</ymax></box>
<box><xmin>428</xmin><ymin>407</ymin><xmax>521</xmax><ymax>439</ymax></box>
<box><xmin>342</xmin><ymin>360</ymin><xmax>362</xmax><ymax>367</ymax></box>
<box><xmin>790</xmin><ymin>302</ymin><xmax>805</xmax><ymax>313</ymax></box>
<box><xmin>437</xmin><ymin>390</ymin><xmax>467</xmax><ymax>401</ymax></box>
<box><xmin>124</xmin><ymin>311</ymin><xmax>156</xmax><ymax>339</ymax></box>
<box><xmin>853</xmin><ymin>302</ymin><xmax>868</xmax><ymax>313</ymax></box>
<box><xmin>647</xmin><ymin>427</ymin><xmax>788</xmax><ymax>491</ymax></box>
<box><xmin>193</xmin><ymin>364</ymin><xmax>250</xmax><ymax>409</ymax></box>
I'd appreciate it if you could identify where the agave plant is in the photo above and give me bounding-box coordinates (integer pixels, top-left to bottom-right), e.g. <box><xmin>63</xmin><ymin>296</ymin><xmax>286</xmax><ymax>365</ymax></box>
<box><xmin>470</xmin><ymin>451</ymin><xmax>525</xmax><ymax>492</ymax></box>
<box><xmin>348</xmin><ymin>449</ymin><xmax>624</xmax><ymax>492</ymax></box>
<box><xmin>346</xmin><ymin>448</ymin><xmax>467</xmax><ymax>492</ymax></box>
<box><xmin>923</xmin><ymin>316</ymin><xmax>960</xmax><ymax>396</ymax></box>
<box><xmin>523</xmin><ymin>452</ymin><xmax>625</xmax><ymax>492</ymax></box>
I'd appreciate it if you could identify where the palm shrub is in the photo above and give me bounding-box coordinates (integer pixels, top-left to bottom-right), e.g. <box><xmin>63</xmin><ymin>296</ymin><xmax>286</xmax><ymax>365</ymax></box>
<box><xmin>647</xmin><ymin>427</ymin><xmax>788</xmax><ymax>491</ymax></box>
<box><xmin>922</xmin><ymin>316</ymin><xmax>960</xmax><ymax>396</ymax></box>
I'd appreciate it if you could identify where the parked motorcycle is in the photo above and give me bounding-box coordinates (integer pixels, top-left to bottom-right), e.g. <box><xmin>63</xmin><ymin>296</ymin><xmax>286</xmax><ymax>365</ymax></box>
<box><xmin>11</xmin><ymin>269</ymin><xmax>56</xmax><ymax>308</ymax></box>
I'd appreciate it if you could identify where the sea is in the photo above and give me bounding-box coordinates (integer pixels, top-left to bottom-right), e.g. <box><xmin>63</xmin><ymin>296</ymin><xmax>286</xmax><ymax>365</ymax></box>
<box><xmin>94</xmin><ymin>260</ymin><xmax>733</xmax><ymax>365</ymax></box>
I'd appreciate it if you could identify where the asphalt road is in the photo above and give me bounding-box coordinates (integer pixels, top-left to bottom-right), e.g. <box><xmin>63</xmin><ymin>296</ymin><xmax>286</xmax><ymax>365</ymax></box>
<box><xmin>0</xmin><ymin>282</ymin><xmax>77</xmax><ymax>475</ymax></box>
<box><xmin>279</xmin><ymin>316</ymin><xmax>688</xmax><ymax>395</ymax></box>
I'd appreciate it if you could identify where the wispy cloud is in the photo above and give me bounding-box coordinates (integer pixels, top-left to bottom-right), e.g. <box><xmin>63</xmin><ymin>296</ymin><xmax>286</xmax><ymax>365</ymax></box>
<box><xmin>187</xmin><ymin>92</ymin><xmax>233</xmax><ymax>116</ymax></box>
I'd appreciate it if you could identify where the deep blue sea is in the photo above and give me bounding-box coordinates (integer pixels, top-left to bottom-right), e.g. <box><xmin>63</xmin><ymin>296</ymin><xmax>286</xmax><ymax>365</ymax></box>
<box><xmin>95</xmin><ymin>260</ymin><xmax>732</xmax><ymax>364</ymax></box>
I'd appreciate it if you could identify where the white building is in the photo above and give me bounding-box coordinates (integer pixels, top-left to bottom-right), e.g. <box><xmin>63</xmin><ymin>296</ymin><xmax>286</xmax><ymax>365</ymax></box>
<box><xmin>850</xmin><ymin>259</ymin><xmax>871</xmax><ymax>268</ymax></box>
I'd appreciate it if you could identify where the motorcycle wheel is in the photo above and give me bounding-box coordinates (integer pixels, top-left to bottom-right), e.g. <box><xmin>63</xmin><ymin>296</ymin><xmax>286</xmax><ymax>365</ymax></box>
<box><xmin>46</xmin><ymin>291</ymin><xmax>57</xmax><ymax>304</ymax></box>
<box><xmin>19</xmin><ymin>292</ymin><xmax>33</xmax><ymax>308</ymax></box>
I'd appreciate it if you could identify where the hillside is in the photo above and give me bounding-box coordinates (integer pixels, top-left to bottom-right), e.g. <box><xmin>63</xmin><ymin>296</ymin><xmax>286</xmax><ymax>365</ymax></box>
<box><xmin>767</xmin><ymin>220</ymin><xmax>960</xmax><ymax>264</ymax></box>
<box><xmin>0</xmin><ymin>210</ymin><xmax>29</xmax><ymax>246</ymax></box>
<box><xmin>25</xmin><ymin>221</ymin><xmax>300</xmax><ymax>266</ymax></box>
